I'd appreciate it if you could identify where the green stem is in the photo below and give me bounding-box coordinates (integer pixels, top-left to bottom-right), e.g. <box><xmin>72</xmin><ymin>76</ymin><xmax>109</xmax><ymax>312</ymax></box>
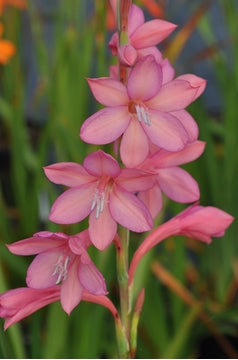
<box><xmin>114</xmin><ymin>231</ymin><xmax>131</xmax><ymax>357</ymax></box>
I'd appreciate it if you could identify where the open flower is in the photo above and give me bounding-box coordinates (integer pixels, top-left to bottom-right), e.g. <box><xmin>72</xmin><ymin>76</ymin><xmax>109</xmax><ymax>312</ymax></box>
<box><xmin>108</xmin><ymin>3</ymin><xmax>176</xmax><ymax>66</ymax></box>
<box><xmin>137</xmin><ymin>141</ymin><xmax>205</xmax><ymax>217</ymax></box>
<box><xmin>80</xmin><ymin>55</ymin><xmax>206</xmax><ymax>167</ymax></box>
<box><xmin>7</xmin><ymin>230</ymin><xmax>107</xmax><ymax>314</ymax></box>
<box><xmin>44</xmin><ymin>150</ymin><xmax>154</xmax><ymax>250</ymax></box>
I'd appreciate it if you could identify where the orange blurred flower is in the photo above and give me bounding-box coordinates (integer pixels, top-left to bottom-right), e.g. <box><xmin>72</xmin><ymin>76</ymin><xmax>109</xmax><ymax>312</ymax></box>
<box><xmin>0</xmin><ymin>0</ymin><xmax>26</xmax><ymax>15</ymax></box>
<box><xmin>137</xmin><ymin>0</ymin><xmax>164</xmax><ymax>18</ymax></box>
<box><xmin>0</xmin><ymin>23</ymin><xmax>15</xmax><ymax>64</ymax></box>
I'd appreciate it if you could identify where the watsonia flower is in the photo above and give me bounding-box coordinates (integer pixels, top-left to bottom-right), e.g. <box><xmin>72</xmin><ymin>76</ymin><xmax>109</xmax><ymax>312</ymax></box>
<box><xmin>44</xmin><ymin>150</ymin><xmax>155</xmax><ymax>250</ymax></box>
<box><xmin>7</xmin><ymin>230</ymin><xmax>107</xmax><ymax>314</ymax></box>
<box><xmin>80</xmin><ymin>55</ymin><xmax>206</xmax><ymax>167</ymax></box>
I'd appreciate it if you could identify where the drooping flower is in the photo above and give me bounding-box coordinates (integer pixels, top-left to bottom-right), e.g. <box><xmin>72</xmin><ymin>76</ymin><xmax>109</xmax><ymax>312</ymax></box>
<box><xmin>0</xmin><ymin>287</ymin><xmax>118</xmax><ymax>330</ymax></box>
<box><xmin>108</xmin><ymin>3</ymin><xmax>176</xmax><ymax>66</ymax></box>
<box><xmin>7</xmin><ymin>230</ymin><xmax>107</xmax><ymax>314</ymax></box>
<box><xmin>44</xmin><ymin>150</ymin><xmax>155</xmax><ymax>250</ymax></box>
<box><xmin>128</xmin><ymin>204</ymin><xmax>234</xmax><ymax>284</ymax></box>
<box><xmin>137</xmin><ymin>141</ymin><xmax>205</xmax><ymax>218</ymax></box>
<box><xmin>80</xmin><ymin>55</ymin><xmax>206</xmax><ymax>167</ymax></box>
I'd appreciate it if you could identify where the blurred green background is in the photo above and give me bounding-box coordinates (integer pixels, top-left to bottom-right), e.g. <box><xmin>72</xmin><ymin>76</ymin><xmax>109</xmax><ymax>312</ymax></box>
<box><xmin>0</xmin><ymin>0</ymin><xmax>238</xmax><ymax>358</ymax></box>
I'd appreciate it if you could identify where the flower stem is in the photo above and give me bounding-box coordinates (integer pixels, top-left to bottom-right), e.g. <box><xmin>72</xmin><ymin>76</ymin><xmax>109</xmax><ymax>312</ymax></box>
<box><xmin>114</xmin><ymin>231</ymin><xmax>131</xmax><ymax>357</ymax></box>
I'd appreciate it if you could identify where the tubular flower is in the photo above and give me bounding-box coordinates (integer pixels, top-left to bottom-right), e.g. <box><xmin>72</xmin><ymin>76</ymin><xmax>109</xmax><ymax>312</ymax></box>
<box><xmin>137</xmin><ymin>141</ymin><xmax>205</xmax><ymax>218</ymax></box>
<box><xmin>129</xmin><ymin>204</ymin><xmax>234</xmax><ymax>284</ymax></box>
<box><xmin>44</xmin><ymin>150</ymin><xmax>155</xmax><ymax>250</ymax></box>
<box><xmin>0</xmin><ymin>287</ymin><xmax>117</xmax><ymax>330</ymax></box>
<box><xmin>80</xmin><ymin>55</ymin><xmax>206</xmax><ymax>167</ymax></box>
<box><xmin>108</xmin><ymin>3</ymin><xmax>176</xmax><ymax>66</ymax></box>
<box><xmin>7</xmin><ymin>230</ymin><xmax>107</xmax><ymax>314</ymax></box>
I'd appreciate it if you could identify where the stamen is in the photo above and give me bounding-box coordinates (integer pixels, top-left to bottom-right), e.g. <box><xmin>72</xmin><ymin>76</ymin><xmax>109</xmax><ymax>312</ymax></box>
<box><xmin>140</xmin><ymin>106</ymin><xmax>151</xmax><ymax>126</ymax></box>
<box><xmin>135</xmin><ymin>104</ymin><xmax>151</xmax><ymax>126</ymax></box>
<box><xmin>135</xmin><ymin>104</ymin><xmax>142</xmax><ymax>122</ymax></box>
<box><xmin>52</xmin><ymin>254</ymin><xmax>70</xmax><ymax>284</ymax></box>
<box><xmin>91</xmin><ymin>189</ymin><xmax>106</xmax><ymax>219</ymax></box>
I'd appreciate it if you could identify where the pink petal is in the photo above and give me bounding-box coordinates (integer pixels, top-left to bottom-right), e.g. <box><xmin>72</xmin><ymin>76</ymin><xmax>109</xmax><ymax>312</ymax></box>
<box><xmin>89</xmin><ymin>202</ymin><xmax>117</xmax><ymax>250</ymax></box>
<box><xmin>78</xmin><ymin>257</ymin><xmax>107</xmax><ymax>295</ymax></box>
<box><xmin>83</xmin><ymin>150</ymin><xmax>120</xmax><ymax>177</ymax></box>
<box><xmin>108</xmin><ymin>32</ymin><xmax>119</xmax><ymax>55</ymax></box>
<box><xmin>60</xmin><ymin>258</ymin><xmax>83</xmax><ymax>314</ymax></box>
<box><xmin>80</xmin><ymin>107</ymin><xmax>130</xmax><ymax>145</ymax></box>
<box><xmin>179</xmin><ymin>206</ymin><xmax>234</xmax><ymax>235</ymax></box>
<box><xmin>120</xmin><ymin>119</ymin><xmax>149</xmax><ymax>167</ymax></box>
<box><xmin>117</xmin><ymin>168</ymin><xmax>156</xmax><ymax>192</ymax></box>
<box><xmin>110</xmin><ymin>185</ymin><xmax>153</xmax><ymax>232</ymax></box>
<box><xmin>160</xmin><ymin>58</ymin><xmax>175</xmax><ymax>84</ymax></box>
<box><xmin>176</xmin><ymin>74</ymin><xmax>206</xmax><ymax>99</ymax></box>
<box><xmin>128</xmin><ymin>4</ymin><xmax>145</xmax><ymax>35</ymax></box>
<box><xmin>158</xmin><ymin>167</ymin><xmax>200</xmax><ymax>203</ymax></box>
<box><xmin>142</xmin><ymin>109</ymin><xmax>188</xmax><ymax>151</ymax></box>
<box><xmin>131</xmin><ymin>19</ymin><xmax>177</xmax><ymax>48</ymax></box>
<box><xmin>151</xmin><ymin>141</ymin><xmax>206</xmax><ymax>168</ymax></box>
<box><xmin>137</xmin><ymin>46</ymin><xmax>163</xmax><ymax>64</ymax></box>
<box><xmin>147</xmin><ymin>79</ymin><xmax>200</xmax><ymax>111</ymax></box>
<box><xmin>7</xmin><ymin>235</ymin><xmax>65</xmax><ymax>255</ymax></box>
<box><xmin>127</xmin><ymin>55</ymin><xmax>162</xmax><ymax>101</ymax></box>
<box><xmin>118</xmin><ymin>44</ymin><xmax>138</xmax><ymax>66</ymax></box>
<box><xmin>69</xmin><ymin>230</ymin><xmax>91</xmax><ymax>254</ymax></box>
<box><xmin>87</xmin><ymin>78</ymin><xmax>128</xmax><ymax>106</ymax></box>
<box><xmin>43</xmin><ymin>162</ymin><xmax>93</xmax><ymax>187</ymax></box>
<box><xmin>171</xmin><ymin>110</ymin><xmax>199</xmax><ymax>142</ymax></box>
<box><xmin>138</xmin><ymin>184</ymin><xmax>163</xmax><ymax>219</ymax></box>
<box><xmin>0</xmin><ymin>287</ymin><xmax>60</xmax><ymax>330</ymax></box>
<box><xmin>49</xmin><ymin>183</ymin><xmax>96</xmax><ymax>224</ymax></box>
<box><xmin>26</xmin><ymin>250</ymin><xmax>64</xmax><ymax>288</ymax></box>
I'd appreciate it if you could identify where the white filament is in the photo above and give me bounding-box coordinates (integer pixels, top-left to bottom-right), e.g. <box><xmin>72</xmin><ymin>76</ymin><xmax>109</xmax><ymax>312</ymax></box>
<box><xmin>135</xmin><ymin>104</ymin><xmax>151</xmax><ymax>126</ymax></box>
<box><xmin>52</xmin><ymin>255</ymin><xmax>70</xmax><ymax>284</ymax></box>
<box><xmin>91</xmin><ymin>189</ymin><xmax>105</xmax><ymax>219</ymax></box>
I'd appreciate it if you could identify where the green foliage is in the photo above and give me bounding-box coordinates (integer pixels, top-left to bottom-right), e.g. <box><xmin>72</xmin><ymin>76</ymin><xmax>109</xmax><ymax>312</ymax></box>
<box><xmin>0</xmin><ymin>0</ymin><xmax>238</xmax><ymax>358</ymax></box>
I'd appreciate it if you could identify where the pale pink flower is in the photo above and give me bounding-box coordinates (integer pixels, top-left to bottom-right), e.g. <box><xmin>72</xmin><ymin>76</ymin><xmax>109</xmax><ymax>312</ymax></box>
<box><xmin>7</xmin><ymin>230</ymin><xmax>107</xmax><ymax>314</ymax></box>
<box><xmin>137</xmin><ymin>141</ymin><xmax>205</xmax><ymax>217</ymax></box>
<box><xmin>0</xmin><ymin>286</ymin><xmax>61</xmax><ymax>330</ymax></box>
<box><xmin>44</xmin><ymin>150</ymin><xmax>154</xmax><ymax>250</ymax></box>
<box><xmin>80</xmin><ymin>55</ymin><xmax>205</xmax><ymax>167</ymax></box>
<box><xmin>108</xmin><ymin>3</ymin><xmax>177</xmax><ymax>66</ymax></box>
<box><xmin>0</xmin><ymin>287</ymin><xmax>118</xmax><ymax>330</ymax></box>
<box><xmin>128</xmin><ymin>204</ymin><xmax>234</xmax><ymax>284</ymax></box>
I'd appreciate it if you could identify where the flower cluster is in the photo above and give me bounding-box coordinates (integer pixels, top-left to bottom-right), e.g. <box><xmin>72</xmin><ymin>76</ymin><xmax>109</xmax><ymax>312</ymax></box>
<box><xmin>0</xmin><ymin>2</ymin><xmax>233</xmax><ymax>350</ymax></box>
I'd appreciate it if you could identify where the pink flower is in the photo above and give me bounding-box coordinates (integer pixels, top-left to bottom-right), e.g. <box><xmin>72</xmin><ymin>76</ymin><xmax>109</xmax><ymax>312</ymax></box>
<box><xmin>0</xmin><ymin>287</ymin><xmax>61</xmax><ymax>330</ymax></box>
<box><xmin>7</xmin><ymin>230</ymin><xmax>107</xmax><ymax>314</ymax></box>
<box><xmin>44</xmin><ymin>150</ymin><xmax>154</xmax><ymax>250</ymax></box>
<box><xmin>108</xmin><ymin>3</ymin><xmax>177</xmax><ymax>66</ymax></box>
<box><xmin>80</xmin><ymin>56</ymin><xmax>205</xmax><ymax>167</ymax></box>
<box><xmin>0</xmin><ymin>287</ymin><xmax>118</xmax><ymax>330</ymax></box>
<box><xmin>137</xmin><ymin>141</ymin><xmax>205</xmax><ymax>217</ymax></box>
<box><xmin>128</xmin><ymin>204</ymin><xmax>234</xmax><ymax>284</ymax></box>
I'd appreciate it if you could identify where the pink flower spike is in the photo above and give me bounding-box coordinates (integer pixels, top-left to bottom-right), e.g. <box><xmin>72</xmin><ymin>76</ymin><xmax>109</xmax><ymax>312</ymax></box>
<box><xmin>44</xmin><ymin>150</ymin><xmax>154</xmax><ymax>249</ymax></box>
<box><xmin>0</xmin><ymin>287</ymin><xmax>61</xmax><ymax>330</ymax></box>
<box><xmin>128</xmin><ymin>204</ymin><xmax>234</xmax><ymax>284</ymax></box>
